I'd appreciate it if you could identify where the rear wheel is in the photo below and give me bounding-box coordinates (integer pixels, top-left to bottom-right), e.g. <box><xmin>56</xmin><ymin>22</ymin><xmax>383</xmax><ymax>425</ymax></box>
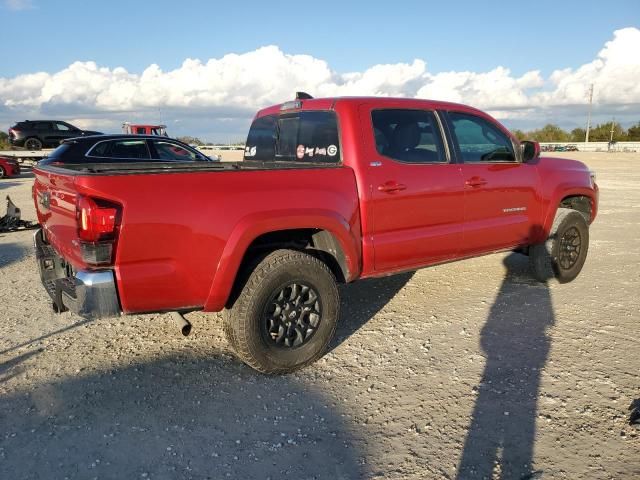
<box><xmin>223</xmin><ymin>249</ymin><xmax>339</xmax><ymax>374</ymax></box>
<box><xmin>529</xmin><ymin>208</ymin><xmax>589</xmax><ymax>283</ymax></box>
<box><xmin>0</xmin><ymin>166</ymin><xmax>5</xmax><ymax>178</ymax></box>
<box><xmin>24</xmin><ymin>137</ymin><xmax>43</xmax><ymax>150</ymax></box>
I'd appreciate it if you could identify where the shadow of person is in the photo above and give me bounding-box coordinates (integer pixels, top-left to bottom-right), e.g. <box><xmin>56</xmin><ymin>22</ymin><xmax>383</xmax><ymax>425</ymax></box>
<box><xmin>0</xmin><ymin>353</ymin><xmax>366</xmax><ymax>479</ymax></box>
<box><xmin>330</xmin><ymin>272</ymin><xmax>413</xmax><ymax>351</ymax></box>
<box><xmin>457</xmin><ymin>253</ymin><xmax>554</xmax><ymax>479</ymax></box>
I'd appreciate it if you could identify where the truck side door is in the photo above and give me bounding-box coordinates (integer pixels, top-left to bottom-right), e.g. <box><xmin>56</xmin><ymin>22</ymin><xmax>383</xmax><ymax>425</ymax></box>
<box><xmin>445</xmin><ymin>111</ymin><xmax>540</xmax><ymax>254</ymax></box>
<box><xmin>359</xmin><ymin>105</ymin><xmax>465</xmax><ymax>273</ymax></box>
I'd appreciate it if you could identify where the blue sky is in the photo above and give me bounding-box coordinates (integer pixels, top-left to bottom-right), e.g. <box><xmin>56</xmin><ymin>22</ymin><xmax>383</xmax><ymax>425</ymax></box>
<box><xmin>0</xmin><ymin>0</ymin><xmax>638</xmax><ymax>141</ymax></box>
<box><xmin>1</xmin><ymin>0</ymin><xmax>636</xmax><ymax>77</ymax></box>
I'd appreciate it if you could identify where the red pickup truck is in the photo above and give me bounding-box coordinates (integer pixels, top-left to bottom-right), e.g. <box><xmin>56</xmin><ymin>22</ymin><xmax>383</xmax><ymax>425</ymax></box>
<box><xmin>32</xmin><ymin>95</ymin><xmax>598</xmax><ymax>373</ymax></box>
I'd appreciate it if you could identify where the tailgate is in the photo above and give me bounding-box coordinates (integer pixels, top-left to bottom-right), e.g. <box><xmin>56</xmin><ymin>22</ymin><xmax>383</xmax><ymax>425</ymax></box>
<box><xmin>33</xmin><ymin>167</ymin><xmax>84</xmax><ymax>267</ymax></box>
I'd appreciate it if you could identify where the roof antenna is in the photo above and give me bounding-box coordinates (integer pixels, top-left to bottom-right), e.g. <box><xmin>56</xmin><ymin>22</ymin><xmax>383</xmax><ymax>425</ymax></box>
<box><xmin>296</xmin><ymin>92</ymin><xmax>313</xmax><ymax>100</ymax></box>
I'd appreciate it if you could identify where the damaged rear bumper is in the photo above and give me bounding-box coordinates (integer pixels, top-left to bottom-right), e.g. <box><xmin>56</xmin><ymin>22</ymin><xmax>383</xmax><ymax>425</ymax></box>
<box><xmin>34</xmin><ymin>228</ymin><xmax>121</xmax><ymax>319</ymax></box>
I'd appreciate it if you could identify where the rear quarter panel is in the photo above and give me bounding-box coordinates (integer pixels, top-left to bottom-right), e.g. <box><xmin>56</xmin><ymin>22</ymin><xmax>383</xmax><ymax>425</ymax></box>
<box><xmin>72</xmin><ymin>167</ymin><xmax>361</xmax><ymax>313</ymax></box>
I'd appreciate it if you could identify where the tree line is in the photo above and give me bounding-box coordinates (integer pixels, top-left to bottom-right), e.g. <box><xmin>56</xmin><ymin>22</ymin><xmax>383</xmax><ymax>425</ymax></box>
<box><xmin>512</xmin><ymin>121</ymin><xmax>640</xmax><ymax>143</ymax></box>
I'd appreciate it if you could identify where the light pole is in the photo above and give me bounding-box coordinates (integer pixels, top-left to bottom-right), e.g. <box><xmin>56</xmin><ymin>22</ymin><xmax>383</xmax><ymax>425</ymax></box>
<box><xmin>585</xmin><ymin>84</ymin><xmax>594</xmax><ymax>143</ymax></box>
<box><xmin>609</xmin><ymin>119</ymin><xmax>615</xmax><ymax>143</ymax></box>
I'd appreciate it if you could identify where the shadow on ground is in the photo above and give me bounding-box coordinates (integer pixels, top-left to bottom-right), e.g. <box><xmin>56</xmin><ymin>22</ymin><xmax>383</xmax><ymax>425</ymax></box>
<box><xmin>0</xmin><ymin>181</ymin><xmax>24</xmax><ymax>190</ymax></box>
<box><xmin>0</xmin><ymin>353</ymin><xmax>366</xmax><ymax>479</ymax></box>
<box><xmin>331</xmin><ymin>272</ymin><xmax>413</xmax><ymax>351</ymax></box>
<box><xmin>457</xmin><ymin>253</ymin><xmax>553</xmax><ymax>480</ymax></box>
<box><xmin>0</xmin><ymin>241</ymin><xmax>26</xmax><ymax>268</ymax></box>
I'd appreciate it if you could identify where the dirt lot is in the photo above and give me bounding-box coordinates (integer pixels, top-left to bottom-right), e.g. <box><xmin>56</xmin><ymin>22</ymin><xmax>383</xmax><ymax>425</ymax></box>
<box><xmin>0</xmin><ymin>153</ymin><xmax>638</xmax><ymax>479</ymax></box>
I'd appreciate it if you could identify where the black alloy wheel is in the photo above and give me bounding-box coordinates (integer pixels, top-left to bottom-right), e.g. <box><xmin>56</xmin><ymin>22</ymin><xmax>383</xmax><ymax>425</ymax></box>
<box><xmin>558</xmin><ymin>226</ymin><xmax>582</xmax><ymax>270</ymax></box>
<box><xmin>262</xmin><ymin>282</ymin><xmax>322</xmax><ymax>348</ymax></box>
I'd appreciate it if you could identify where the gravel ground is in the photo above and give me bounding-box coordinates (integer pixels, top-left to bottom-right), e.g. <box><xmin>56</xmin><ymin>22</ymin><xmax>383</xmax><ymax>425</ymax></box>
<box><xmin>0</xmin><ymin>153</ymin><xmax>638</xmax><ymax>479</ymax></box>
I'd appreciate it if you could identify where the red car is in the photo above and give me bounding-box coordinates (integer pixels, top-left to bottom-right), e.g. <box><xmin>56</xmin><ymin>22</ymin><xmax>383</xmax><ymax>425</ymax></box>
<box><xmin>0</xmin><ymin>156</ymin><xmax>20</xmax><ymax>178</ymax></box>
<box><xmin>32</xmin><ymin>95</ymin><xmax>598</xmax><ymax>373</ymax></box>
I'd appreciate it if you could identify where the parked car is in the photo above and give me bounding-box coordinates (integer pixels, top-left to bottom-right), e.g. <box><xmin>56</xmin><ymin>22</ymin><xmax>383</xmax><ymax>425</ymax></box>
<box><xmin>32</xmin><ymin>95</ymin><xmax>599</xmax><ymax>374</ymax></box>
<box><xmin>37</xmin><ymin>135</ymin><xmax>215</xmax><ymax>165</ymax></box>
<box><xmin>0</xmin><ymin>155</ymin><xmax>20</xmax><ymax>178</ymax></box>
<box><xmin>8</xmin><ymin>120</ymin><xmax>103</xmax><ymax>150</ymax></box>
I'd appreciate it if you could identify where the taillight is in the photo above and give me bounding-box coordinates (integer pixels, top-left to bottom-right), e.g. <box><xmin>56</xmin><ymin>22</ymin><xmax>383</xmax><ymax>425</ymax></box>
<box><xmin>76</xmin><ymin>195</ymin><xmax>121</xmax><ymax>265</ymax></box>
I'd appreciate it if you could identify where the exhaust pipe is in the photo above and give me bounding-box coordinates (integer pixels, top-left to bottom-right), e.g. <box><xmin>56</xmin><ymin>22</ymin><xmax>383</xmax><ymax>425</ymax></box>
<box><xmin>171</xmin><ymin>311</ymin><xmax>192</xmax><ymax>337</ymax></box>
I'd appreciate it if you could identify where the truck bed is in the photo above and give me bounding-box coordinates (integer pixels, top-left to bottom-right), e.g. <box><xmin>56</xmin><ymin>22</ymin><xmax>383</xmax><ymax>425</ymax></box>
<box><xmin>32</xmin><ymin>161</ymin><xmax>361</xmax><ymax>314</ymax></box>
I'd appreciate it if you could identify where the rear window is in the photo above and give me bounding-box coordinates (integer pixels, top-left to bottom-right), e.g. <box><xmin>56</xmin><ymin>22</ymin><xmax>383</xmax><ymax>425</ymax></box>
<box><xmin>244</xmin><ymin>111</ymin><xmax>340</xmax><ymax>163</ymax></box>
<box><xmin>42</xmin><ymin>143</ymin><xmax>72</xmax><ymax>161</ymax></box>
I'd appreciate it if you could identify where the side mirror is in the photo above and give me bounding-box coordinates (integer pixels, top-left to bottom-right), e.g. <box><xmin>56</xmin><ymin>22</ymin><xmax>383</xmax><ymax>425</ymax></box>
<box><xmin>521</xmin><ymin>140</ymin><xmax>540</xmax><ymax>163</ymax></box>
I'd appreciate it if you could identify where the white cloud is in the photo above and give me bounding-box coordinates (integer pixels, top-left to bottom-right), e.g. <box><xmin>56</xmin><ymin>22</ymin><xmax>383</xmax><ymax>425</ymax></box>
<box><xmin>1</xmin><ymin>28</ymin><xmax>639</xmax><ymax>138</ymax></box>
<box><xmin>534</xmin><ymin>27</ymin><xmax>640</xmax><ymax>107</ymax></box>
<box><xmin>4</xmin><ymin>0</ymin><xmax>34</xmax><ymax>11</ymax></box>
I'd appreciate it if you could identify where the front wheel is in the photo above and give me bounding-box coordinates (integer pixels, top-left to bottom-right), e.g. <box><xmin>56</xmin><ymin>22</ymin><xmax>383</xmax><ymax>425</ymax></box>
<box><xmin>529</xmin><ymin>208</ymin><xmax>589</xmax><ymax>283</ymax></box>
<box><xmin>223</xmin><ymin>249</ymin><xmax>340</xmax><ymax>374</ymax></box>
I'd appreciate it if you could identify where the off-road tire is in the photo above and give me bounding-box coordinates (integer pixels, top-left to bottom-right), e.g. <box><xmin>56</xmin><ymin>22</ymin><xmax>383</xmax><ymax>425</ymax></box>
<box><xmin>24</xmin><ymin>137</ymin><xmax>43</xmax><ymax>150</ymax></box>
<box><xmin>529</xmin><ymin>207</ymin><xmax>589</xmax><ymax>283</ymax></box>
<box><xmin>223</xmin><ymin>249</ymin><xmax>339</xmax><ymax>374</ymax></box>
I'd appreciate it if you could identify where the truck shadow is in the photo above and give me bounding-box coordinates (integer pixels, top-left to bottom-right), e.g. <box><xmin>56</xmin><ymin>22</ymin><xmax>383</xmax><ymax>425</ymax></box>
<box><xmin>0</xmin><ymin>349</ymin><xmax>43</xmax><ymax>384</ymax></box>
<box><xmin>331</xmin><ymin>272</ymin><xmax>413</xmax><ymax>351</ymax></box>
<box><xmin>0</xmin><ymin>353</ymin><xmax>366</xmax><ymax>479</ymax></box>
<box><xmin>457</xmin><ymin>253</ymin><xmax>553</xmax><ymax>479</ymax></box>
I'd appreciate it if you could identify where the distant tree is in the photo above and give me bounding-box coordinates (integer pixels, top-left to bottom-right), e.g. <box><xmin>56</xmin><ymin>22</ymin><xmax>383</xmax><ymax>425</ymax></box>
<box><xmin>511</xmin><ymin>129</ymin><xmax>527</xmax><ymax>141</ymax></box>
<box><xmin>588</xmin><ymin>122</ymin><xmax>624</xmax><ymax>142</ymax></box>
<box><xmin>570</xmin><ymin>128</ymin><xmax>586</xmax><ymax>142</ymax></box>
<box><xmin>625</xmin><ymin>122</ymin><xmax>640</xmax><ymax>141</ymax></box>
<box><xmin>527</xmin><ymin>124</ymin><xmax>570</xmax><ymax>142</ymax></box>
<box><xmin>176</xmin><ymin>136</ymin><xmax>204</xmax><ymax>146</ymax></box>
<box><xmin>0</xmin><ymin>131</ymin><xmax>9</xmax><ymax>149</ymax></box>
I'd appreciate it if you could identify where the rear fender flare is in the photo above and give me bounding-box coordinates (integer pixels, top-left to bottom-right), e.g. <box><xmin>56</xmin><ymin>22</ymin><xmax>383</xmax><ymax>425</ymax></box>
<box><xmin>203</xmin><ymin>209</ymin><xmax>360</xmax><ymax>311</ymax></box>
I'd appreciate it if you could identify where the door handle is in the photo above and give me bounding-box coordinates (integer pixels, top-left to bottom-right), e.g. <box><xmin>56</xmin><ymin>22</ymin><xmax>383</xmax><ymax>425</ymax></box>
<box><xmin>378</xmin><ymin>182</ymin><xmax>407</xmax><ymax>193</ymax></box>
<box><xmin>465</xmin><ymin>177</ymin><xmax>487</xmax><ymax>187</ymax></box>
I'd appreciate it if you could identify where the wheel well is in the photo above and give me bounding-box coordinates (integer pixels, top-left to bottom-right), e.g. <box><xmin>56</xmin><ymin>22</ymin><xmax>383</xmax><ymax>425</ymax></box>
<box><xmin>559</xmin><ymin>195</ymin><xmax>592</xmax><ymax>222</ymax></box>
<box><xmin>225</xmin><ymin>229</ymin><xmax>348</xmax><ymax>309</ymax></box>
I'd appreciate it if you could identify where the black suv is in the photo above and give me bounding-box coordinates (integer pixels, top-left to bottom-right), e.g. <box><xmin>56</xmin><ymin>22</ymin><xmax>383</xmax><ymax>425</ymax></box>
<box><xmin>8</xmin><ymin>120</ymin><xmax>103</xmax><ymax>150</ymax></box>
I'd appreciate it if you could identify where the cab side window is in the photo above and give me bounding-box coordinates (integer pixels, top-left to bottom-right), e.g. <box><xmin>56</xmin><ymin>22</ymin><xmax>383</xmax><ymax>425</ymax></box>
<box><xmin>371</xmin><ymin>109</ymin><xmax>446</xmax><ymax>164</ymax></box>
<box><xmin>449</xmin><ymin>112</ymin><xmax>516</xmax><ymax>162</ymax></box>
